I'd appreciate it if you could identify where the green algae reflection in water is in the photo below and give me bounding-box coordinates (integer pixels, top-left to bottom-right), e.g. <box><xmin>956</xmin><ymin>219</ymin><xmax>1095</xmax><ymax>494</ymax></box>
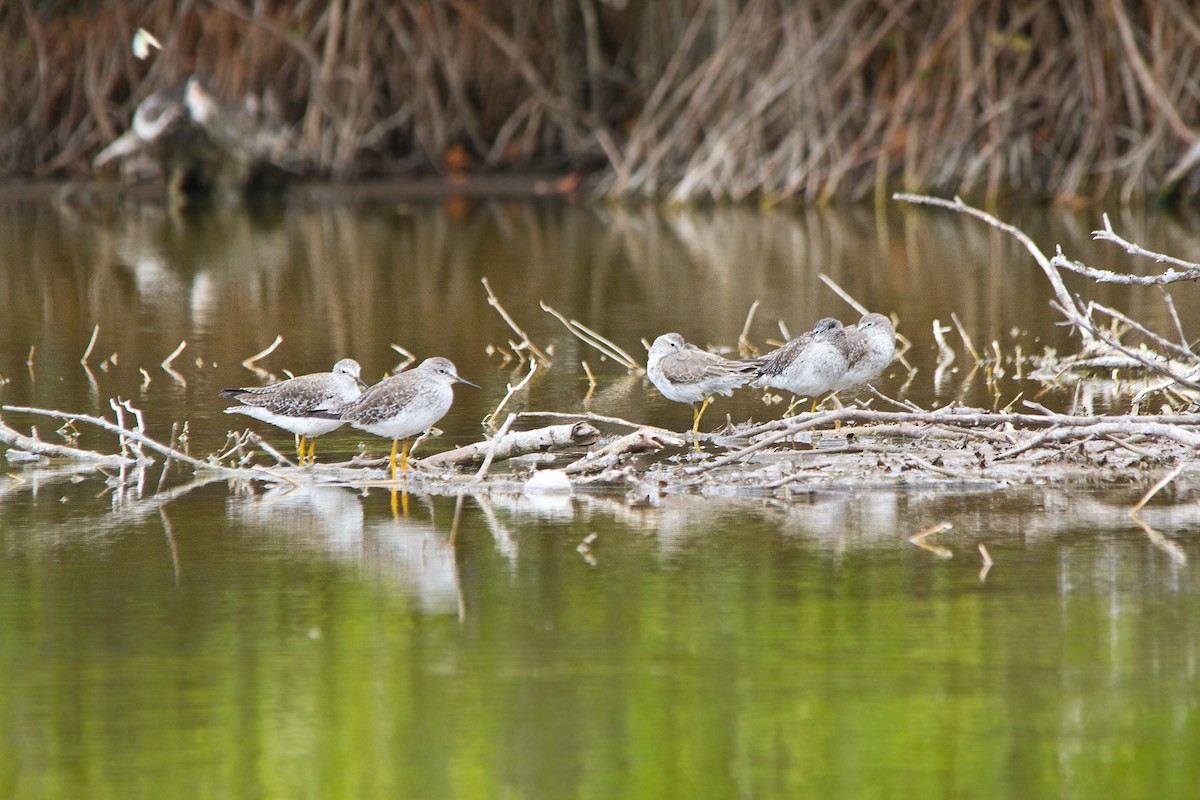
<box><xmin>1</xmin><ymin>485</ymin><xmax>1197</xmax><ymax>799</ymax></box>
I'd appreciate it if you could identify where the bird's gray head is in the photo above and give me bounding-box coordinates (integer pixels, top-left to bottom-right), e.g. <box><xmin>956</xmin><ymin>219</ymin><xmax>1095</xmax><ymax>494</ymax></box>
<box><xmin>332</xmin><ymin>358</ymin><xmax>361</xmax><ymax>378</ymax></box>
<box><xmin>858</xmin><ymin>313</ymin><xmax>895</xmax><ymax>336</ymax></box>
<box><xmin>419</xmin><ymin>357</ymin><xmax>481</xmax><ymax>390</ymax></box>
<box><xmin>650</xmin><ymin>333</ymin><xmax>687</xmax><ymax>354</ymax></box>
<box><xmin>811</xmin><ymin>317</ymin><xmax>847</xmax><ymax>343</ymax></box>
<box><xmin>333</xmin><ymin>358</ymin><xmax>368</xmax><ymax>389</ymax></box>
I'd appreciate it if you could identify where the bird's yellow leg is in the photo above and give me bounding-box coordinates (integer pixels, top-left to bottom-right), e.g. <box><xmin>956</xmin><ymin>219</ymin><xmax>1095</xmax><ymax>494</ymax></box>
<box><xmin>689</xmin><ymin>397</ymin><xmax>712</xmax><ymax>451</ymax></box>
<box><xmin>390</xmin><ymin>439</ymin><xmax>400</xmax><ymax>481</ymax></box>
<box><xmin>400</xmin><ymin>439</ymin><xmax>410</xmax><ymax>477</ymax></box>
<box><xmin>307</xmin><ymin>437</ymin><xmax>318</xmax><ymax>464</ymax></box>
<box><xmin>296</xmin><ymin>434</ymin><xmax>306</xmax><ymax>461</ymax></box>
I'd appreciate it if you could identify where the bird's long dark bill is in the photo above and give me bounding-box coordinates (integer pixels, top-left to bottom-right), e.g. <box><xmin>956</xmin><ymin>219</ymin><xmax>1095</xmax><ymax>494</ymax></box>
<box><xmin>355</xmin><ymin>377</ymin><xmax>370</xmax><ymax>389</ymax></box>
<box><xmin>456</xmin><ymin>377</ymin><xmax>482</xmax><ymax>390</ymax></box>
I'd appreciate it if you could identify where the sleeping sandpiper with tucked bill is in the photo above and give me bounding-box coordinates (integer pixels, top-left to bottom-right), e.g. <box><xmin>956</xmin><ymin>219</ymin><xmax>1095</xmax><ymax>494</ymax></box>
<box><xmin>220</xmin><ymin>358</ymin><xmax>368</xmax><ymax>464</ymax></box>
<box><xmin>833</xmin><ymin>313</ymin><xmax>896</xmax><ymax>393</ymax></box>
<box><xmin>334</xmin><ymin>357</ymin><xmax>480</xmax><ymax>480</ymax></box>
<box><xmin>751</xmin><ymin>318</ymin><xmax>850</xmax><ymax>410</ymax></box>
<box><xmin>646</xmin><ymin>332</ymin><xmax>759</xmax><ymax>447</ymax></box>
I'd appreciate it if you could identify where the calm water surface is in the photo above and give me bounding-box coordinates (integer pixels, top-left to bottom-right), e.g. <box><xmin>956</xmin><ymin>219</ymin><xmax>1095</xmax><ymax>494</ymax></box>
<box><xmin>1</xmin><ymin>187</ymin><xmax>1198</xmax><ymax>798</ymax></box>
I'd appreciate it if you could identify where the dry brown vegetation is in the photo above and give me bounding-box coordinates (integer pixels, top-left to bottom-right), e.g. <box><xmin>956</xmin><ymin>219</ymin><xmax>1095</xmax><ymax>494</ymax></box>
<box><xmin>5</xmin><ymin>1</ymin><xmax>1200</xmax><ymax>203</ymax></box>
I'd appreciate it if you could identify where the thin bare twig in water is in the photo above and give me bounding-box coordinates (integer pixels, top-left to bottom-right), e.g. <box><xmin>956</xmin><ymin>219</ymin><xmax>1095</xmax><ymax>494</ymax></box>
<box><xmin>949</xmin><ymin>312</ymin><xmax>982</xmax><ymax>364</ymax></box>
<box><xmin>540</xmin><ymin>301</ymin><xmax>643</xmax><ymax>372</ymax></box>
<box><xmin>818</xmin><ymin>274</ymin><xmax>868</xmax><ymax>317</ymax></box>
<box><xmin>482</xmin><ymin>277</ymin><xmax>551</xmax><ymax>366</ymax></box>
<box><xmin>932</xmin><ymin>319</ymin><xmax>955</xmax><ymax>366</ymax></box>
<box><xmin>1157</xmin><ymin>289</ymin><xmax>1194</xmax><ymax>357</ymax></box>
<box><xmin>251</xmin><ymin>464</ymin><xmax>302</xmax><ymax>487</ymax></box>
<box><xmin>909</xmin><ymin>521</ymin><xmax>953</xmax><ymax>558</ymax></box>
<box><xmin>81</xmin><ymin>325</ymin><xmax>99</xmax><ymax>366</ymax></box>
<box><xmin>483</xmin><ymin>360</ymin><xmax>537</xmax><ymax>429</ymax></box>
<box><xmin>390</xmin><ymin>343</ymin><xmax>416</xmax><ymax>371</ymax></box>
<box><xmin>161</xmin><ymin>341</ymin><xmax>187</xmax><ymax>385</ymax></box>
<box><xmin>1086</xmin><ymin>213</ymin><xmax>1200</xmax><ymax>276</ymax></box>
<box><xmin>738</xmin><ymin>300</ymin><xmax>761</xmax><ymax>356</ymax></box>
<box><xmin>242</xmin><ymin>430</ymin><xmax>296</xmax><ymax>467</ymax></box>
<box><xmin>156</xmin><ymin>421</ymin><xmax>179</xmax><ymax>492</ymax></box>
<box><xmin>1087</xmin><ymin>301</ymin><xmax>1199</xmax><ymax>364</ymax></box>
<box><xmin>474</xmin><ymin>412</ymin><xmax>516</xmax><ymax>481</ymax></box>
<box><xmin>242</xmin><ymin>335</ymin><xmax>283</xmax><ymax>369</ymax></box>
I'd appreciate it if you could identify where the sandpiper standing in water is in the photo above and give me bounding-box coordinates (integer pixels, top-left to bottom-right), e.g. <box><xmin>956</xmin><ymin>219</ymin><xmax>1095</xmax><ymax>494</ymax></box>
<box><xmin>646</xmin><ymin>332</ymin><xmax>758</xmax><ymax>447</ymax></box>
<box><xmin>221</xmin><ymin>358</ymin><xmax>368</xmax><ymax>464</ymax></box>
<box><xmin>336</xmin><ymin>357</ymin><xmax>480</xmax><ymax>480</ymax></box>
<box><xmin>752</xmin><ymin>318</ymin><xmax>850</xmax><ymax>411</ymax></box>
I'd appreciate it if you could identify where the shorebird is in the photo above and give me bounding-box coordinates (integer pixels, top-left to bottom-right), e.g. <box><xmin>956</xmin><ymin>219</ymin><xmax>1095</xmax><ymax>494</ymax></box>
<box><xmin>336</xmin><ymin>357</ymin><xmax>480</xmax><ymax>480</ymax></box>
<box><xmin>834</xmin><ymin>313</ymin><xmax>896</xmax><ymax>392</ymax></box>
<box><xmin>221</xmin><ymin>358</ymin><xmax>368</xmax><ymax>464</ymax></box>
<box><xmin>752</xmin><ymin>318</ymin><xmax>850</xmax><ymax>410</ymax></box>
<box><xmin>646</xmin><ymin>332</ymin><xmax>758</xmax><ymax>445</ymax></box>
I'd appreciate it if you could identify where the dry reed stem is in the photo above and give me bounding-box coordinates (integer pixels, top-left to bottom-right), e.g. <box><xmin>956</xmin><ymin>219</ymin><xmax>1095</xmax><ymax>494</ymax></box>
<box><xmin>241</xmin><ymin>335</ymin><xmax>284</xmax><ymax>368</ymax></box>
<box><xmin>738</xmin><ymin>300</ymin><xmax>760</xmax><ymax>357</ymax></box>
<box><xmin>482</xmin><ymin>278</ymin><xmax>551</xmax><ymax>367</ymax></box>
<box><xmin>10</xmin><ymin>2</ymin><xmax>1200</xmax><ymax>203</ymax></box>
<box><xmin>540</xmin><ymin>301</ymin><xmax>643</xmax><ymax>372</ymax></box>
<box><xmin>473</xmin><ymin>412</ymin><xmax>516</xmax><ymax>481</ymax></box>
<box><xmin>483</xmin><ymin>360</ymin><xmax>537</xmax><ymax>429</ymax></box>
<box><xmin>80</xmin><ymin>325</ymin><xmax>99</xmax><ymax>365</ymax></box>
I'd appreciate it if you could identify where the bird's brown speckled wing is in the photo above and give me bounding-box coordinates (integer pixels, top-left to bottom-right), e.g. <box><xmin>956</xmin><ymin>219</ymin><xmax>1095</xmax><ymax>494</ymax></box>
<box><xmin>341</xmin><ymin>375</ymin><xmax>423</xmax><ymax>426</ymax></box>
<box><xmin>221</xmin><ymin>374</ymin><xmax>351</xmax><ymax>417</ymax></box>
<box><xmin>663</xmin><ymin>344</ymin><xmax>752</xmax><ymax>383</ymax></box>
<box><xmin>756</xmin><ymin>334</ymin><xmax>812</xmax><ymax>377</ymax></box>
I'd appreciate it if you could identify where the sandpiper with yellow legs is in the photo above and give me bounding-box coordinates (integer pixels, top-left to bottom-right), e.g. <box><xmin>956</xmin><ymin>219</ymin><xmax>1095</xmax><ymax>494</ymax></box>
<box><xmin>646</xmin><ymin>332</ymin><xmax>758</xmax><ymax>449</ymax></box>
<box><xmin>336</xmin><ymin>357</ymin><xmax>480</xmax><ymax>481</ymax></box>
<box><xmin>220</xmin><ymin>358</ymin><xmax>368</xmax><ymax>464</ymax></box>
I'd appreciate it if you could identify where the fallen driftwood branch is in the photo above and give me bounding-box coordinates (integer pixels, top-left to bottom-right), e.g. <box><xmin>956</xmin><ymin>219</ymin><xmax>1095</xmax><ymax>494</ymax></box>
<box><xmin>421</xmin><ymin>421</ymin><xmax>601</xmax><ymax>468</ymax></box>
<box><xmin>0</xmin><ymin>414</ymin><xmax>138</xmax><ymax>467</ymax></box>
<box><xmin>565</xmin><ymin>427</ymin><xmax>686</xmax><ymax>475</ymax></box>
<box><xmin>3</xmin><ymin>404</ymin><xmax>250</xmax><ymax>478</ymax></box>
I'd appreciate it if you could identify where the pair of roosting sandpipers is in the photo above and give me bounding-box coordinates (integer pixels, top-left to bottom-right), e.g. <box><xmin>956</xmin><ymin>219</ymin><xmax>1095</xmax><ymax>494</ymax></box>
<box><xmin>221</xmin><ymin>314</ymin><xmax>895</xmax><ymax>478</ymax></box>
